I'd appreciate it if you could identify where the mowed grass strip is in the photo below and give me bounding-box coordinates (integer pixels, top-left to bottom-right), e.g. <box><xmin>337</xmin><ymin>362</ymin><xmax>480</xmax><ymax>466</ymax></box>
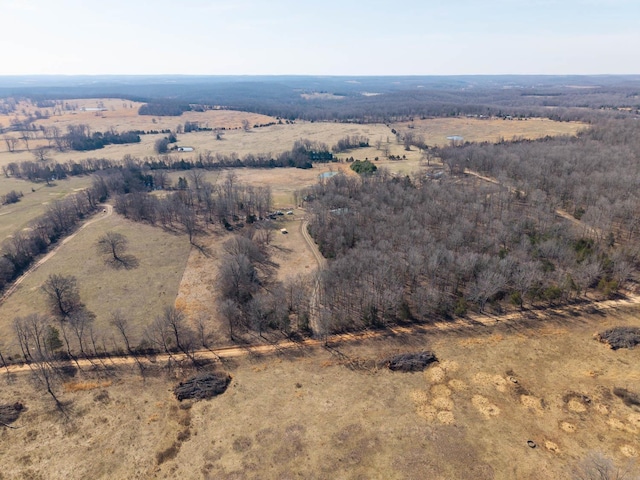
<box><xmin>0</xmin><ymin>176</ymin><xmax>94</xmax><ymax>242</ymax></box>
<box><xmin>0</xmin><ymin>212</ymin><xmax>191</xmax><ymax>354</ymax></box>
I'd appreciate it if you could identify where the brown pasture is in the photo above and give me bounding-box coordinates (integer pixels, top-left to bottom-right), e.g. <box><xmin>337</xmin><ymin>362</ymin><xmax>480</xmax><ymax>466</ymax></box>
<box><xmin>1</xmin><ymin>306</ymin><xmax>639</xmax><ymax>479</ymax></box>
<box><xmin>0</xmin><ymin>211</ymin><xmax>190</xmax><ymax>354</ymax></box>
<box><xmin>0</xmin><ymin>98</ymin><xmax>585</xmax><ymax>170</ymax></box>
<box><xmin>0</xmin><ymin>176</ymin><xmax>94</xmax><ymax>242</ymax></box>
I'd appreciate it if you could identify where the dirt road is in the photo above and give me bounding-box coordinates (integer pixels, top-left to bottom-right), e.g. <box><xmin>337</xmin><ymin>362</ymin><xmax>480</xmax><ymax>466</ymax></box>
<box><xmin>4</xmin><ymin>288</ymin><xmax>639</xmax><ymax>376</ymax></box>
<box><xmin>0</xmin><ymin>204</ymin><xmax>113</xmax><ymax>305</ymax></box>
<box><xmin>300</xmin><ymin>218</ymin><xmax>326</xmax><ymax>337</ymax></box>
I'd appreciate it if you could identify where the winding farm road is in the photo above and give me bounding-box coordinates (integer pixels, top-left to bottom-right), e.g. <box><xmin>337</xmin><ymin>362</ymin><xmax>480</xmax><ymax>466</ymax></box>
<box><xmin>0</xmin><ymin>204</ymin><xmax>113</xmax><ymax>305</ymax></box>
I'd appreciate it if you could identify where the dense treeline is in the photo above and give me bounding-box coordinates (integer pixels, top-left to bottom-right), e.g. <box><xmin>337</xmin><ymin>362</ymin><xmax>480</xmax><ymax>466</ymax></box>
<box><xmin>3</xmin><ymin>76</ymin><xmax>639</xmax><ymax>125</ymax></box>
<box><xmin>304</xmin><ymin>169</ymin><xmax>636</xmax><ymax>332</ymax></box>
<box><xmin>64</xmin><ymin>125</ymin><xmax>140</xmax><ymax>151</ymax></box>
<box><xmin>437</xmin><ymin>119</ymin><xmax>640</xmax><ymax>245</ymax></box>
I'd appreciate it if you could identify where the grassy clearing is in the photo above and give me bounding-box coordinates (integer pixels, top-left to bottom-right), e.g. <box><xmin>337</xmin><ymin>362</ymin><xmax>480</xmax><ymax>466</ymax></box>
<box><xmin>0</xmin><ymin>212</ymin><xmax>190</xmax><ymax>355</ymax></box>
<box><xmin>0</xmin><ymin>175</ymin><xmax>94</xmax><ymax>242</ymax></box>
<box><xmin>1</xmin><ymin>307</ymin><xmax>639</xmax><ymax>479</ymax></box>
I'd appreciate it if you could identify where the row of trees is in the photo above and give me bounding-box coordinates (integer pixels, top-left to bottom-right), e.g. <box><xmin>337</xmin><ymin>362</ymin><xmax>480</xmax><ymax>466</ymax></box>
<box><xmin>3</xmin><ymin>124</ymin><xmax>140</xmax><ymax>153</ymax></box>
<box><xmin>2</xmin><ymin>138</ymin><xmax>338</xmax><ymax>187</ymax></box>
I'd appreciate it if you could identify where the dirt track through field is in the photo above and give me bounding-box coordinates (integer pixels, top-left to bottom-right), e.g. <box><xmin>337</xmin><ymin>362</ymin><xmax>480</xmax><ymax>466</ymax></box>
<box><xmin>0</xmin><ymin>204</ymin><xmax>113</xmax><ymax>305</ymax></box>
<box><xmin>4</xmin><ymin>286</ymin><xmax>640</xmax><ymax>376</ymax></box>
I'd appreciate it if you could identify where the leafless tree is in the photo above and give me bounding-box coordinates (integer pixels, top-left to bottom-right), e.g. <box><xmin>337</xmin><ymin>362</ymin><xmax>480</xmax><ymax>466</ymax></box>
<box><xmin>33</xmin><ymin>146</ymin><xmax>50</xmax><ymax>162</ymax></box>
<box><xmin>13</xmin><ymin>314</ymin><xmax>66</xmax><ymax>411</ymax></box>
<box><xmin>219</xmin><ymin>298</ymin><xmax>243</xmax><ymax>341</ymax></box>
<box><xmin>96</xmin><ymin>231</ymin><xmax>138</xmax><ymax>268</ymax></box>
<box><xmin>163</xmin><ymin>306</ymin><xmax>198</xmax><ymax>364</ymax></box>
<box><xmin>3</xmin><ymin>135</ymin><xmax>17</xmax><ymax>153</ymax></box>
<box><xmin>110</xmin><ymin>311</ymin><xmax>145</xmax><ymax>375</ymax></box>
<box><xmin>68</xmin><ymin>309</ymin><xmax>96</xmax><ymax>362</ymax></box>
<box><xmin>572</xmin><ymin>451</ymin><xmax>637</xmax><ymax>480</ymax></box>
<box><xmin>41</xmin><ymin>274</ymin><xmax>82</xmax><ymax>319</ymax></box>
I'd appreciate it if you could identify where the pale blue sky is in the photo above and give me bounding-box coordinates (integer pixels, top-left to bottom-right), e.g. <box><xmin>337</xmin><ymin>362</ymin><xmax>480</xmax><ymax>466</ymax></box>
<box><xmin>1</xmin><ymin>0</ymin><xmax>638</xmax><ymax>75</ymax></box>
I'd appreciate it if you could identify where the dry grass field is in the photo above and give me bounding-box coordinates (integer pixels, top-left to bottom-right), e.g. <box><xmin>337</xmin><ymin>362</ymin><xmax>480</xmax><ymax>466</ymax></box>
<box><xmin>0</xmin><ymin>98</ymin><xmax>585</xmax><ymax>169</ymax></box>
<box><xmin>0</xmin><ymin>99</ymin><xmax>615</xmax><ymax>479</ymax></box>
<box><xmin>0</xmin><ymin>98</ymin><xmax>275</xmax><ymax>135</ymax></box>
<box><xmin>0</xmin><ymin>212</ymin><xmax>190</xmax><ymax>355</ymax></box>
<box><xmin>1</xmin><ymin>305</ymin><xmax>639</xmax><ymax>479</ymax></box>
<box><xmin>0</xmin><ymin>176</ymin><xmax>94</xmax><ymax>242</ymax></box>
<box><xmin>392</xmin><ymin>116</ymin><xmax>585</xmax><ymax>146</ymax></box>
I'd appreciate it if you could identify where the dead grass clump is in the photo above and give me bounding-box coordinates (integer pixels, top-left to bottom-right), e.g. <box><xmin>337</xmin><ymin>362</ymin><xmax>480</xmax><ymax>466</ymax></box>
<box><xmin>388</xmin><ymin>351</ymin><xmax>437</xmax><ymax>372</ymax></box>
<box><xmin>174</xmin><ymin>372</ymin><xmax>231</xmax><ymax>401</ymax></box>
<box><xmin>596</xmin><ymin>326</ymin><xmax>640</xmax><ymax>350</ymax></box>
<box><xmin>0</xmin><ymin>402</ymin><xmax>25</xmax><ymax>427</ymax></box>
<box><xmin>613</xmin><ymin>387</ymin><xmax>640</xmax><ymax>408</ymax></box>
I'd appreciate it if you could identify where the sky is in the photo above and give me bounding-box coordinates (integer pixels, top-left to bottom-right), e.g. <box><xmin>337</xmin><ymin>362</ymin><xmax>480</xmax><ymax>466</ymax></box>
<box><xmin>0</xmin><ymin>0</ymin><xmax>638</xmax><ymax>75</ymax></box>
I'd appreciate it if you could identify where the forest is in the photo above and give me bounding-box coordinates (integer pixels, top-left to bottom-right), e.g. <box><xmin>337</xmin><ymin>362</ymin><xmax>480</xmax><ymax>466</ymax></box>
<box><xmin>1</xmin><ymin>75</ymin><xmax>639</xmax><ymax>125</ymax></box>
<box><xmin>0</xmin><ymin>76</ymin><xmax>639</xmax><ymax>355</ymax></box>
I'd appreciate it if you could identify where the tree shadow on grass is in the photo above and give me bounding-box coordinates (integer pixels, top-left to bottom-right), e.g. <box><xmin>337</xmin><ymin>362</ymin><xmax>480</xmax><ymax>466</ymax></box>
<box><xmin>105</xmin><ymin>255</ymin><xmax>140</xmax><ymax>270</ymax></box>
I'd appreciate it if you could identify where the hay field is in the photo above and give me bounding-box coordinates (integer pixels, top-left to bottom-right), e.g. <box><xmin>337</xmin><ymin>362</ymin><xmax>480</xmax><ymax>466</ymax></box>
<box><xmin>0</xmin><ymin>97</ymin><xmax>585</xmax><ymax>168</ymax></box>
<box><xmin>0</xmin><ymin>212</ymin><xmax>190</xmax><ymax>356</ymax></box>
<box><xmin>1</xmin><ymin>306</ymin><xmax>639</xmax><ymax>479</ymax></box>
<box><xmin>0</xmin><ymin>98</ymin><xmax>275</xmax><ymax>134</ymax></box>
<box><xmin>391</xmin><ymin>117</ymin><xmax>585</xmax><ymax>146</ymax></box>
<box><xmin>0</xmin><ymin>176</ymin><xmax>94</xmax><ymax>241</ymax></box>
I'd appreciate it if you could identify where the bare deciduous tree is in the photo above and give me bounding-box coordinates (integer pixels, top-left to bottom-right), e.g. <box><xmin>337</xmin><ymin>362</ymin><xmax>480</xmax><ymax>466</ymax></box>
<box><xmin>14</xmin><ymin>314</ymin><xmax>65</xmax><ymax>411</ymax></box>
<box><xmin>96</xmin><ymin>232</ymin><xmax>138</xmax><ymax>268</ymax></box>
<box><xmin>41</xmin><ymin>274</ymin><xmax>82</xmax><ymax>319</ymax></box>
<box><xmin>3</xmin><ymin>135</ymin><xmax>17</xmax><ymax>153</ymax></box>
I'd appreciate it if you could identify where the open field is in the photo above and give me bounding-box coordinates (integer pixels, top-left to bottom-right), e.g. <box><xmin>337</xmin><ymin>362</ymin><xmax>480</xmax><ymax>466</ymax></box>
<box><xmin>392</xmin><ymin>116</ymin><xmax>585</xmax><ymax>145</ymax></box>
<box><xmin>0</xmin><ymin>98</ymin><xmax>586</xmax><ymax>169</ymax></box>
<box><xmin>0</xmin><ymin>98</ymin><xmax>276</xmax><ymax>134</ymax></box>
<box><xmin>1</xmin><ymin>305</ymin><xmax>639</xmax><ymax>479</ymax></box>
<box><xmin>0</xmin><ymin>176</ymin><xmax>94</xmax><ymax>241</ymax></box>
<box><xmin>0</xmin><ymin>211</ymin><xmax>190</xmax><ymax>355</ymax></box>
